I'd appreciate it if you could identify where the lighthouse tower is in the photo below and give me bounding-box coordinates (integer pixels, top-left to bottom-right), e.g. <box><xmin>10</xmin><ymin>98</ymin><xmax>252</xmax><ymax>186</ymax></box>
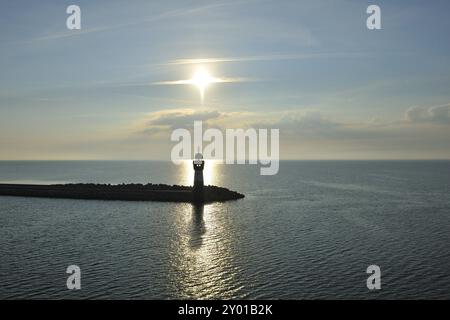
<box><xmin>193</xmin><ymin>152</ymin><xmax>205</xmax><ymax>192</ymax></box>
<box><xmin>193</xmin><ymin>152</ymin><xmax>205</xmax><ymax>202</ymax></box>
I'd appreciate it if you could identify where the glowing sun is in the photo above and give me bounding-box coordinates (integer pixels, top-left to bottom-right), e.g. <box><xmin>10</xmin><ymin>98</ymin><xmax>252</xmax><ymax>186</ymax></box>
<box><xmin>153</xmin><ymin>64</ymin><xmax>247</xmax><ymax>104</ymax></box>
<box><xmin>189</xmin><ymin>67</ymin><xmax>216</xmax><ymax>102</ymax></box>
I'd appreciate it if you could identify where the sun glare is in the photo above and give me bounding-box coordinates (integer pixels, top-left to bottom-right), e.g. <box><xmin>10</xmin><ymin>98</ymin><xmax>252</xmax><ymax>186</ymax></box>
<box><xmin>153</xmin><ymin>64</ymin><xmax>245</xmax><ymax>104</ymax></box>
<box><xmin>190</xmin><ymin>67</ymin><xmax>215</xmax><ymax>103</ymax></box>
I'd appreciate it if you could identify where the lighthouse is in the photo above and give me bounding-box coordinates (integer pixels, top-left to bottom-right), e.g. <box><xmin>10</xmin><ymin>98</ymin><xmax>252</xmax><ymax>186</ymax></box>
<box><xmin>193</xmin><ymin>152</ymin><xmax>205</xmax><ymax>202</ymax></box>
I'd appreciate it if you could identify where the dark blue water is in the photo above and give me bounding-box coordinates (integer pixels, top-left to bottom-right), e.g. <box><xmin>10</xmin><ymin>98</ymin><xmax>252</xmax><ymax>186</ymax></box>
<box><xmin>1</xmin><ymin>161</ymin><xmax>450</xmax><ymax>299</ymax></box>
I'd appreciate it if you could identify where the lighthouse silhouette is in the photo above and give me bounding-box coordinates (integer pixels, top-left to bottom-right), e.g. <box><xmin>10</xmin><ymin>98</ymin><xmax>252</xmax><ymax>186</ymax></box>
<box><xmin>193</xmin><ymin>150</ymin><xmax>205</xmax><ymax>202</ymax></box>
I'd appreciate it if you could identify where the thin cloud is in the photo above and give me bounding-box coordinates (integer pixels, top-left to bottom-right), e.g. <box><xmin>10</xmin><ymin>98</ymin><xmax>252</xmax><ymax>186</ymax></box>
<box><xmin>32</xmin><ymin>26</ymin><xmax>113</xmax><ymax>42</ymax></box>
<box><xmin>28</xmin><ymin>0</ymin><xmax>257</xmax><ymax>43</ymax></box>
<box><xmin>166</xmin><ymin>52</ymin><xmax>374</xmax><ymax>66</ymax></box>
<box><xmin>152</xmin><ymin>77</ymin><xmax>254</xmax><ymax>85</ymax></box>
<box><xmin>405</xmin><ymin>104</ymin><xmax>450</xmax><ymax>124</ymax></box>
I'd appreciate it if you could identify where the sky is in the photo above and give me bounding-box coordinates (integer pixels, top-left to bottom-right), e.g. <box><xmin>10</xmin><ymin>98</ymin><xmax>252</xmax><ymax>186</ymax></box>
<box><xmin>1</xmin><ymin>0</ymin><xmax>450</xmax><ymax>160</ymax></box>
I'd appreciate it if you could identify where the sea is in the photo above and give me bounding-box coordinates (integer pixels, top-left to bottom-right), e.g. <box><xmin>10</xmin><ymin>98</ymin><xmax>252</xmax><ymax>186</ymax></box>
<box><xmin>0</xmin><ymin>160</ymin><xmax>449</xmax><ymax>299</ymax></box>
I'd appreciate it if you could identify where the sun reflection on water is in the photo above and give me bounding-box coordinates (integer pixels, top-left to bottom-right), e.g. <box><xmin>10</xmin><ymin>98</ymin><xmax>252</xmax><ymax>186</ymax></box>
<box><xmin>167</xmin><ymin>203</ymin><xmax>245</xmax><ymax>299</ymax></box>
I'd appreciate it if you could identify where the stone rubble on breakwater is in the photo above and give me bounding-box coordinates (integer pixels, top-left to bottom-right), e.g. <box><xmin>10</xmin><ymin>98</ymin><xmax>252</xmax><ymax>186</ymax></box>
<box><xmin>0</xmin><ymin>183</ymin><xmax>245</xmax><ymax>204</ymax></box>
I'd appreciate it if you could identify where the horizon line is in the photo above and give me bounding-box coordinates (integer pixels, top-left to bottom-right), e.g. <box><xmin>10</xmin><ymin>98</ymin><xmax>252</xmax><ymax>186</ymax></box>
<box><xmin>1</xmin><ymin>159</ymin><xmax>449</xmax><ymax>162</ymax></box>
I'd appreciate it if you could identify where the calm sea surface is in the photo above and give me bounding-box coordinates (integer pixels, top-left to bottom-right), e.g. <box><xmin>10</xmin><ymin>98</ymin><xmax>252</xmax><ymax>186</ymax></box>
<box><xmin>1</xmin><ymin>160</ymin><xmax>450</xmax><ymax>299</ymax></box>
